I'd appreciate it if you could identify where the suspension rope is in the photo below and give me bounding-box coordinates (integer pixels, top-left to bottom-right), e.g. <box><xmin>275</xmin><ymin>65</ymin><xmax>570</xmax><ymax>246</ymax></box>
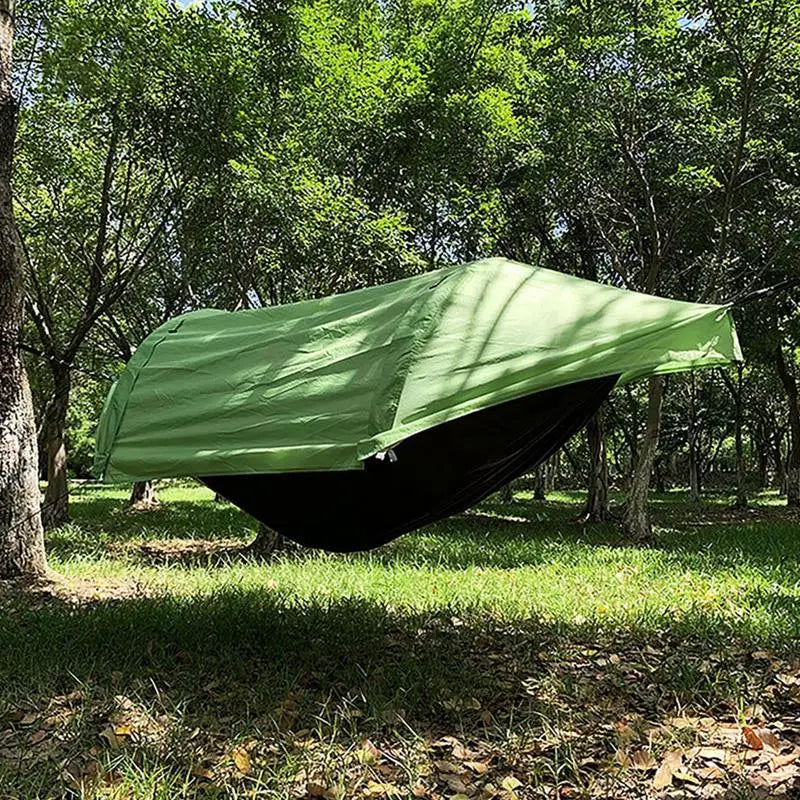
<box><xmin>728</xmin><ymin>276</ymin><xmax>800</xmax><ymax>308</ymax></box>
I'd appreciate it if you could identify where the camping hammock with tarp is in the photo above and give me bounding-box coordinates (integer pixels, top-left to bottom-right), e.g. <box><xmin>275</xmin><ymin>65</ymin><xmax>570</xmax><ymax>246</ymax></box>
<box><xmin>93</xmin><ymin>258</ymin><xmax>741</xmax><ymax>550</ymax></box>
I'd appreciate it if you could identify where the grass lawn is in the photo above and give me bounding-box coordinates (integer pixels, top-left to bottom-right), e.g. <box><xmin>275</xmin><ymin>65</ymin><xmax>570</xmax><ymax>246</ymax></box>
<box><xmin>1</xmin><ymin>483</ymin><xmax>800</xmax><ymax>799</ymax></box>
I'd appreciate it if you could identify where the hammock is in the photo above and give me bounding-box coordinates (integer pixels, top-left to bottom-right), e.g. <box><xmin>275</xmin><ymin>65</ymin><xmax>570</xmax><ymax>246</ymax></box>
<box><xmin>94</xmin><ymin>258</ymin><xmax>741</xmax><ymax>550</ymax></box>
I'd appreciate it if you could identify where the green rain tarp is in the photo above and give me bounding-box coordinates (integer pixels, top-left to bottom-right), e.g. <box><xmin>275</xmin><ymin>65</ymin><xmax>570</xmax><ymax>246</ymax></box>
<box><xmin>94</xmin><ymin>258</ymin><xmax>742</xmax><ymax>484</ymax></box>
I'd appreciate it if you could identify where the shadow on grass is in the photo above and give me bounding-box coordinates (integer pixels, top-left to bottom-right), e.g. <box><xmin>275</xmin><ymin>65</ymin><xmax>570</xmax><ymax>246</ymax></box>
<box><xmin>1</xmin><ymin>588</ymin><xmax>796</xmax><ymax>722</ymax></box>
<box><xmin>2</xmin><ymin>587</ymin><xmax>799</xmax><ymax>797</ymax></box>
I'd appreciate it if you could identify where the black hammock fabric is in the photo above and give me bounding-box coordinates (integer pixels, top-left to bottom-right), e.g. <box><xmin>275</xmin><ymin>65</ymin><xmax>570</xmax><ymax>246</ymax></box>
<box><xmin>200</xmin><ymin>375</ymin><xmax>618</xmax><ymax>552</ymax></box>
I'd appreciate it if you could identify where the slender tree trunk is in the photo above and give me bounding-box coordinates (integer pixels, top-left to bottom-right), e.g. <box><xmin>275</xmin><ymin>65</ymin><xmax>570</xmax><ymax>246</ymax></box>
<box><xmin>0</xmin><ymin>0</ymin><xmax>47</xmax><ymax>579</ymax></box>
<box><xmin>532</xmin><ymin>464</ymin><xmax>546</xmax><ymax>501</ymax></box>
<box><xmin>733</xmin><ymin>365</ymin><xmax>747</xmax><ymax>508</ymax></box>
<box><xmin>548</xmin><ymin>451</ymin><xmax>559</xmax><ymax>492</ymax></box>
<box><xmin>772</xmin><ymin>428</ymin><xmax>786</xmax><ymax>494</ymax></box>
<box><xmin>653</xmin><ymin>455</ymin><xmax>666</xmax><ymax>493</ymax></box>
<box><xmin>42</xmin><ymin>365</ymin><xmax>70</xmax><ymax>528</ymax></box>
<box><xmin>623</xmin><ymin>375</ymin><xmax>665</xmax><ymax>541</ymax></box>
<box><xmin>687</xmin><ymin>373</ymin><xmax>700</xmax><ymax>502</ymax></box>
<box><xmin>688</xmin><ymin>453</ymin><xmax>700</xmax><ymax>502</ymax></box>
<box><xmin>248</xmin><ymin>522</ymin><xmax>284</xmax><ymax>558</ymax></box>
<box><xmin>581</xmin><ymin>409</ymin><xmax>609</xmax><ymax>521</ymax></box>
<box><xmin>774</xmin><ymin>345</ymin><xmax>800</xmax><ymax>507</ymax></box>
<box><xmin>129</xmin><ymin>481</ymin><xmax>158</xmax><ymax>510</ymax></box>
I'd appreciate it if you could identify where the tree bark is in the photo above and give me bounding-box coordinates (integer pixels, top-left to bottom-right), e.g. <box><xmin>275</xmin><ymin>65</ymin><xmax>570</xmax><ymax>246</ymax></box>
<box><xmin>532</xmin><ymin>464</ymin><xmax>546</xmax><ymax>501</ymax></box>
<box><xmin>0</xmin><ymin>0</ymin><xmax>48</xmax><ymax>579</ymax></box>
<box><xmin>688</xmin><ymin>374</ymin><xmax>700</xmax><ymax>502</ymax></box>
<box><xmin>772</xmin><ymin>427</ymin><xmax>786</xmax><ymax>494</ymax></box>
<box><xmin>623</xmin><ymin>375</ymin><xmax>665</xmax><ymax>542</ymax></box>
<box><xmin>733</xmin><ymin>365</ymin><xmax>747</xmax><ymax>508</ymax></box>
<box><xmin>688</xmin><ymin>453</ymin><xmax>700</xmax><ymax>502</ymax></box>
<box><xmin>41</xmin><ymin>365</ymin><xmax>70</xmax><ymax>527</ymax></box>
<box><xmin>774</xmin><ymin>345</ymin><xmax>800</xmax><ymax>507</ymax></box>
<box><xmin>129</xmin><ymin>480</ymin><xmax>159</xmax><ymax>510</ymax></box>
<box><xmin>581</xmin><ymin>409</ymin><xmax>609</xmax><ymax>521</ymax></box>
<box><xmin>248</xmin><ymin>522</ymin><xmax>284</xmax><ymax>558</ymax></box>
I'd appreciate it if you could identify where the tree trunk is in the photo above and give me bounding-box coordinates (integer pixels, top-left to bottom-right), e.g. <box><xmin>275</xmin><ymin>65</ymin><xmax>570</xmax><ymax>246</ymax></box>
<box><xmin>772</xmin><ymin>428</ymin><xmax>786</xmax><ymax>494</ymax></box>
<box><xmin>622</xmin><ymin>375</ymin><xmax>665</xmax><ymax>542</ymax></box>
<box><xmin>733</xmin><ymin>365</ymin><xmax>747</xmax><ymax>508</ymax></box>
<box><xmin>0</xmin><ymin>0</ymin><xmax>48</xmax><ymax>579</ymax></box>
<box><xmin>581</xmin><ymin>409</ymin><xmax>609</xmax><ymax>521</ymax></box>
<box><xmin>129</xmin><ymin>481</ymin><xmax>159</xmax><ymax>510</ymax></box>
<box><xmin>688</xmin><ymin>453</ymin><xmax>700</xmax><ymax>503</ymax></box>
<box><xmin>248</xmin><ymin>522</ymin><xmax>284</xmax><ymax>558</ymax></box>
<box><xmin>532</xmin><ymin>464</ymin><xmax>546</xmax><ymax>501</ymax></box>
<box><xmin>42</xmin><ymin>365</ymin><xmax>70</xmax><ymax>528</ymax></box>
<box><xmin>548</xmin><ymin>451</ymin><xmax>559</xmax><ymax>492</ymax></box>
<box><xmin>774</xmin><ymin>345</ymin><xmax>800</xmax><ymax>507</ymax></box>
<box><xmin>687</xmin><ymin>372</ymin><xmax>700</xmax><ymax>502</ymax></box>
<box><xmin>654</xmin><ymin>454</ymin><xmax>667</xmax><ymax>493</ymax></box>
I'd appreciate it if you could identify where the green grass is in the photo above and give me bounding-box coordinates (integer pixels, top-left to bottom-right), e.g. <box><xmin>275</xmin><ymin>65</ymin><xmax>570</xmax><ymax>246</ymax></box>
<box><xmin>1</xmin><ymin>483</ymin><xmax>799</xmax><ymax>799</ymax></box>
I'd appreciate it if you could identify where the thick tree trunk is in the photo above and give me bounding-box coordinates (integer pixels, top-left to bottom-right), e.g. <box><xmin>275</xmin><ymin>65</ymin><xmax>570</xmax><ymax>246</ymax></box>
<box><xmin>248</xmin><ymin>522</ymin><xmax>284</xmax><ymax>558</ymax></box>
<box><xmin>42</xmin><ymin>366</ymin><xmax>70</xmax><ymax>528</ymax></box>
<box><xmin>129</xmin><ymin>481</ymin><xmax>159</xmax><ymax>510</ymax></box>
<box><xmin>623</xmin><ymin>375</ymin><xmax>665</xmax><ymax>542</ymax></box>
<box><xmin>0</xmin><ymin>0</ymin><xmax>48</xmax><ymax>579</ymax></box>
<box><xmin>774</xmin><ymin>345</ymin><xmax>800</xmax><ymax>507</ymax></box>
<box><xmin>581</xmin><ymin>409</ymin><xmax>609</xmax><ymax>521</ymax></box>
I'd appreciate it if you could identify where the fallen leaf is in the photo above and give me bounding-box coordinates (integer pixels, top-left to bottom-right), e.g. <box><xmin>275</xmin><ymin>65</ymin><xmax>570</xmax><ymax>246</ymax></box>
<box><xmin>771</xmin><ymin>749</ymin><xmax>800</xmax><ymax>771</ymax></box>
<box><xmin>631</xmin><ymin>749</ymin><xmax>656</xmax><ymax>770</ymax></box>
<box><xmin>305</xmin><ymin>783</ymin><xmax>332</xmax><ymax>798</ymax></box>
<box><xmin>766</xmin><ymin>764</ymin><xmax>798</xmax><ymax>786</ymax></box>
<box><xmin>653</xmin><ymin>749</ymin><xmax>682</xmax><ymax>790</ymax></box>
<box><xmin>691</xmin><ymin>747</ymin><xmax>728</xmax><ymax>762</ymax></box>
<box><xmin>27</xmin><ymin>729</ymin><xmax>47</xmax><ymax>745</ymax></box>
<box><xmin>464</xmin><ymin>760</ymin><xmax>489</xmax><ymax>774</ymax></box>
<box><xmin>755</xmin><ymin>728</ymin><xmax>780</xmax><ymax>752</ymax></box>
<box><xmin>653</xmin><ymin>762</ymin><xmax>672</xmax><ymax>790</ymax></box>
<box><xmin>614</xmin><ymin>749</ymin><xmax>631</xmax><ymax>768</ymax></box>
<box><xmin>191</xmin><ymin>765</ymin><xmax>214</xmax><ymax>780</ymax></box>
<box><xmin>365</xmin><ymin>782</ymin><xmax>400</xmax><ymax>797</ymax></box>
<box><xmin>232</xmin><ymin>747</ymin><xmax>251</xmax><ymax>775</ymax></box>
<box><xmin>501</xmin><ymin>776</ymin><xmax>522</xmax><ymax>791</ymax></box>
<box><xmin>695</xmin><ymin>765</ymin><xmax>725</xmax><ymax>781</ymax></box>
<box><xmin>743</xmin><ymin>727</ymin><xmax>763</xmax><ymax>750</ymax></box>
